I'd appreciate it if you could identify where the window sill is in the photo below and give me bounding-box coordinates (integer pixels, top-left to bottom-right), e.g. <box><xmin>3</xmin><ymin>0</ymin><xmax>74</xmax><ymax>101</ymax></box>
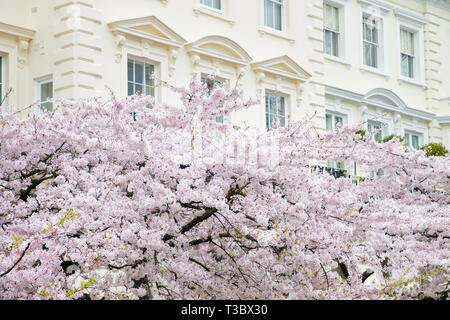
<box><xmin>258</xmin><ymin>27</ymin><xmax>295</xmax><ymax>45</ymax></box>
<box><xmin>359</xmin><ymin>65</ymin><xmax>390</xmax><ymax>80</ymax></box>
<box><xmin>193</xmin><ymin>7</ymin><xmax>235</xmax><ymax>26</ymax></box>
<box><xmin>398</xmin><ymin>77</ymin><xmax>427</xmax><ymax>90</ymax></box>
<box><xmin>324</xmin><ymin>55</ymin><xmax>351</xmax><ymax>69</ymax></box>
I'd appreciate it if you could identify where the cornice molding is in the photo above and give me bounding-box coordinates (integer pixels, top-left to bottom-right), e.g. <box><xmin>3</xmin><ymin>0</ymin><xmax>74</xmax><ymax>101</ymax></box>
<box><xmin>325</xmin><ymin>85</ymin><xmax>437</xmax><ymax>121</ymax></box>
<box><xmin>0</xmin><ymin>22</ymin><xmax>35</xmax><ymax>40</ymax></box>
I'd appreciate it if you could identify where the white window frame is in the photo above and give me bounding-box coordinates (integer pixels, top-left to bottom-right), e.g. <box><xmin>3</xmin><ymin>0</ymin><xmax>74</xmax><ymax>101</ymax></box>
<box><xmin>200</xmin><ymin>0</ymin><xmax>224</xmax><ymax>14</ymax></box>
<box><xmin>325</xmin><ymin>112</ymin><xmax>346</xmax><ymax>169</ymax></box>
<box><xmin>323</xmin><ymin>0</ymin><xmax>349</xmax><ymax>62</ymax></box>
<box><xmin>201</xmin><ymin>73</ymin><xmax>229</xmax><ymax>125</ymax></box>
<box><xmin>359</xmin><ymin>1</ymin><xmax>390</xmax><ymax>76</ymax></box>
<box><xmin>367</xmin><ymin>119</ymin><xmax>385</xmax><ymax>142</ymax></box>
<box><xmin>265</xmin><ymin>91</ymin><xmax>288</xmax><ymax>129</ymax></box>
<box><xmin>264</xmin><ymin>0</ymin><xmax>285</xmax><ymax>32</ymax></box>
<box><xmin>404</xmin><ymin>129</ymin><xmax>423</xmax><ymax>150</ymax></box>
<box><xmin>396</xmin><ymin>12</ymin><xmax>426</xmax><ymax>86</ymax></box>
<box><xmin>127</xmin><ymin>57</ymin><xmax>158</xmax><ymax>101</ymax></box>
<box><xmin>402</xmin><ymin>119</ymin><xmax>428</xmax><ymax>149</ymax></box>
<box><xmin>399</xmin><ymin>28</ymin><xmax>416</xmax><ymax>79</ymax></box>
<box><xmin>325</xmin><ymin>111</ymin><xmax>346</xmax><ymax>132</ymax></box>
<box><xmin>0</xmin><ymin>54</ymin><xmax>4</xmax><ymax>103</ymax></box>
<box><xmin>35</xmin><ymin>75</ymin><xmax>53</xmax><ymax>112</ymax></box>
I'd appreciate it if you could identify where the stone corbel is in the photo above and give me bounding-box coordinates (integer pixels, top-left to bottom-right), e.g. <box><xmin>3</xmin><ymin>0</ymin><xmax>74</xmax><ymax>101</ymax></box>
<box><xmin>236</xmin><ymin>67</ymin><xmax>246</xmax><ymax>87</ymax></box>
<box><xmin>190</xmin><ymin>54</ymin><xmax>200</xmax><ymax>76</ymax></box>
<box><xmin>212</xmin><ymin>59</ymin><xmax>222</xmax><ymax>76</ymax></box>
<box><xmin>393</xmin><ymin>112</ymin><xmax>401</xmax><ymax>134</ymax></box>
<box><xmin>168</xmin><ymin>48</ymin><xmax>178</xmax><ymax>77</ymax></box>
<box><xmin>17</xmin><ymin>38</ymin><xmax>30</xmax><ymax>69</ymax></box>
<box><xmin>255</xmin><ymin>71</ymin><xmax>265</xmax><ymax>99</ymax></box>
<box><xmin>296</xmin><ymin>81</ymin><xmax>304</xmax><ymax>108</ymax></box>
<box><xmin>360</xmin><ymin>104</ymin><xmax>368</xmax><ymax>125</ymax></box>
<box><xmin>114</xmin><ymin>34</ymin><xmax>126</xmax><ymax>63</ymax></box>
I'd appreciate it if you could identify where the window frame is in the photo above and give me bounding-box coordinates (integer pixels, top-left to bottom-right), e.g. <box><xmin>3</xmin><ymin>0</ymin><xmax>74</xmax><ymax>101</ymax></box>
<box><xmin>323</xmin><ymin>0</ymin><xmax>348</xmax><ymax>61</ymax></box>
<box><xmin>0</xmin><ymin>54</ymin><xmax>4</xmax><ymax>102</ymax></box>
<box><xmin>325</xmin><ymin>111</ymin><xmax>347</xmax><ymax>169</ymax></box>
<box><xmin>127</xmin><ymin>57</ymin><xmax>157</xmax><ymax>100</ymax></box>
<box><xmin>399</xmin><ymin>28</ymin><xmax>416</xmax><ymax>79</ymax></box>
<box><xmin>200</xmin><ymin>0</ymin><xmax>224</xmax><ymax>14</ymax></box>
<box><xmin>35</xmin><ymin>75</ymin><xmax>53</xmax><ymax>112</ymax></box>
<box><xmin>264</xmin><ymin>0</ymin><xmax>285</xmax><ymax>32</ymax></box>
<box><xmin>404</xmin><ymin>129</ymin><xmax>422</xmax><ymax>150</ymax></box>
<box><xmin>325</xmin><ymin>111</ymin><xmax>346</xmax><ymax>132</ymax></box>
<box><xmin>396</xmin><ymin>15</ymin><xmax>425</xmax><ymax>86</ymax></box>
<box><xmin>362</xmin><ymin>14</ymin><xmax>380</xmax><ymax>69</ymax></box>
<box><xmin>359</xmin><ymin>2</ymin><xmax>390</xmax><ymax>75</ymax></box>
<box><xmin>265</xmin><ymin>91</ymin><xmax>288</xmax><ymax>130</ymax></box>
<box><xmin>367</xmin><ymin>120</ymin><xmax>385</xmax><ymax>142</ymax></box>
<box><xmin>201</xmin><ymin>73</ymin><xmax>229</xmax><ymax>125</ymax></box>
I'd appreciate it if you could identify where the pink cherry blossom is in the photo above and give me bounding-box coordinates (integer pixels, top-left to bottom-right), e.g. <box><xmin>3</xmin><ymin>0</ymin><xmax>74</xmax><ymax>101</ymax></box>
<box><xmin>0</xmin><ymin>78</ymin><xmax>448</xmax><ymax>300</ymax></box>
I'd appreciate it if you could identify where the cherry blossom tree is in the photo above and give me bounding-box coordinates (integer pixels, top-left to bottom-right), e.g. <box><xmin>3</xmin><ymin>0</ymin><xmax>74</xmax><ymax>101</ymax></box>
<box><xmin>0</xmin><ymin>78</ymin><xmax>448</xmax><ymax>300</ymax></box>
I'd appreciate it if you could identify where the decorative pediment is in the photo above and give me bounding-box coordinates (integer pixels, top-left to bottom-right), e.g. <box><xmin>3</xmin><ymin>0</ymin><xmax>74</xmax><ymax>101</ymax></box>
<box><xmin>363</xmin><ymin>88</ymin><xmax>407</xmax><ymax>110</ymax></box>
<box><xmin>185</xmin><ymin>35</ymin><xmax>252</xmax><ymax>66</ymax></box>
<box><xmin>108</xmin><ymin>16</ymin><xmax>187</xmax><ymax>48</ymax></box>
<box><xmin>251</xmin><ymin>55</ymin><xmax>311</xmax><ymax>82</ymax></box>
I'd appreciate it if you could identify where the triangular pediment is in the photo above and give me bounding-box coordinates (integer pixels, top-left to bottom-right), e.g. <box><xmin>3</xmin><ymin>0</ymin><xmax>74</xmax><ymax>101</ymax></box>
<box><xmin>251</xmin><ymin>56</ymin><xmax>311</xmax><ymax>82</ymax></box>
<box><xmin>185</xmin><ymin>35</ymin><xmax>252</xmax><ymax>66</ymax></box>
<box><xmin>108</xmin><ymin>16</ymin><xmax>186</xmax><ymax>48</ymax></box>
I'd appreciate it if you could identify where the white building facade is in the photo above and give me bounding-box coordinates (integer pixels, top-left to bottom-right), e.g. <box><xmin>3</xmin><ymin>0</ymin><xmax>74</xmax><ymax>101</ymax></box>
<box><xmin>1</xmin><ymin>0</ymin><xmax>449</xmax><ymax>153</ymax></box>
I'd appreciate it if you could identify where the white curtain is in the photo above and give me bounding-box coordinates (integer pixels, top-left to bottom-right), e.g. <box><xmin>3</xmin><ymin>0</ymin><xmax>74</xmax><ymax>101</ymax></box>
<box><xmin>324</xmin><ymin>4</ymin><xmax>339</xmax><ymax>31</ymax></box>
<box><xmin>400</xmin><ymin>29</ymin><xmax>414</xmax><ymax>55</ymax></box>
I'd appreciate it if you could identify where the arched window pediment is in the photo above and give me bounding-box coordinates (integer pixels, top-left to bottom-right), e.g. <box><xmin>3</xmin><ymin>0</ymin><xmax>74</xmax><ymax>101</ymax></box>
<box><xmin>363</xmin><ymin>88</ymin><xmax>407</xmax><ymax>110</ymax></box>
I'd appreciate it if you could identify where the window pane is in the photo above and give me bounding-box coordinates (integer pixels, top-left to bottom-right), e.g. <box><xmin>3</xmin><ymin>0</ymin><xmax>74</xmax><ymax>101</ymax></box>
<box><xmin>363</xmin><ymin>18</ymin><xmax>371</xmax><ymax>41</ymax></box>
<box><xmin>364</xmin><ymin>43</ymin><xmax>377</xmax><ymax>68</ymax></box>
<box><xmin>332</xmin><ymin>31</ymin><xmax>339</xmax><ymax>56</ymax></box>
<box><xmin>41</xmin><ymin>82</ymin><xmax>53</xmax><ymax>100</ymax></box>
<box><xmin>274</xmin><ymin>2</ymin><xmax>282</xmax><ymax>30</ymax></box>
<box><xmin>213</xmin><ymin>0</ymin><xmax>221</xmax><ymax>10</ymax></box>
<box><xmin>408</xmin><ymin>56</ymin><xmax>414</xmax><ymax>78</ymax></box>
<box><xmin>404</xmin><ymin>133</ymin><xmax>411</xmax><ymax>146</ymax></box>
<box><xmin>134</xmin><ymin>84</ymin><xmax>143</xmax><ymax>94</ymax></box>
<box><xmin>371</xmin><ymin>23</ymin><xmax>378</xmax><ymax>44</ymax></box>
<box><xmin>265</xmin><ymin>93</ymin><xmax>286</xmax><ymax>129</ymax></box>
<box><xmin>371</xmin><ymin>44</ymin><xmax>378</xmax><ymax>67</ymax></box>
<box><xmin>401</xmin><ymin>54</ymin><xmax>414</xmax><ymax>78</ymax></box>
<box><xmin>326</xmin><ymin>114</ymin><xmax>332</xmax><ymax>131</ymax></box>
<box><xmin>324</xmin><ymin>30</ymin><xmax>332</xmax><ymax>55</ymax></box>
<box><xmin>40</xmin><ymin>81</ymin><xmax>53</xmax><ymax>112</ymax></box>
<box><xmin>127</xmin><ymin>60</ymin><xmax>134</xmax><ymax>82</ymax></box>
<box><xmin>265</xmin><ymin>0</ymin><xmax>274</xmax><ymax>28</ymax></box>
<box><xmin>324</xmin><ymin>4</ymin><xmax>339</xmax><ymax>31</ymax></box>
<box><xmin>201</xmin><ymin>0</ymin><xmax>212</xmax><ymax>6</ymax></box>
<box><xmin>335</xmin><ymin>116</ymin><xmax>343</xmax><ymax>128</ymax></box>
<box><xmin>400</xmin><ymin>29</ymin><xmax>414</xmax><ymax>55</ymax></box>
<box><xmin>134</xmin><ymin>62</ymin><xmax>144</xmax><ymax>85</ymax></box>
<box><xmin>145</xmin><ymin>85</ymin><xmax>154</xmax><ymax>97</ymax></box>
<box><xmin>128</xmin><ymin>82</ymin><xmax>134</xmax><ymax>96</ymax></box>
<box><xmin>0</xmin><ymin>56</ymin><xmax>2</xmax><ymax>98</ymax></box>
<box><xmin>411</xmin><ymin>135</ymin><xmax>419</xmax><ymax>149</ymax></box>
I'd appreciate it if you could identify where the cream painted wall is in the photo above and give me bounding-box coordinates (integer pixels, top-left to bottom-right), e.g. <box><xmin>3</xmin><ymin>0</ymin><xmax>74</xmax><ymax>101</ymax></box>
<box><xmin>0</xmin><ymin>0</ymin><xmax>449</xmax><ymax>149</ymax></box>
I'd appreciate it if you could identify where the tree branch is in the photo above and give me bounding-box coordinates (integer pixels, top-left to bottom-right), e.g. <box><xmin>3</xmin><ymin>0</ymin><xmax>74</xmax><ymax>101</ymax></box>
<box><xmin>0</xmin><ymin>242</ymin><xmax>31</xmax><ymax>277</ymax></box>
